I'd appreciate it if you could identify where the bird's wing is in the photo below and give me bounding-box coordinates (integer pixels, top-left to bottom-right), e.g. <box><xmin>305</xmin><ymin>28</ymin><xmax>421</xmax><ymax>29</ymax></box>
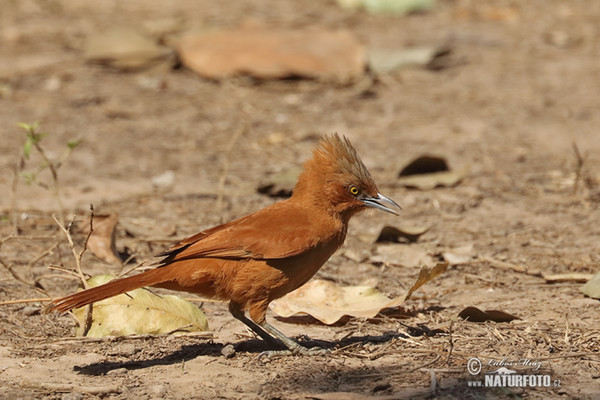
<box><xmin>159</xmin><ymin>200</ymin><xmax>332</xmax><ymax>264</ymax></box>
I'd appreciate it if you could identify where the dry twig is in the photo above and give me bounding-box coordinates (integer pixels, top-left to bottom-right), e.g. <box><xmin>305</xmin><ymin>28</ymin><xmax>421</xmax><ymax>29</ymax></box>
<box><xmin>216</xmin><ymin>126</ymin><xmax>245</xmax><ymax>220</ymax></box>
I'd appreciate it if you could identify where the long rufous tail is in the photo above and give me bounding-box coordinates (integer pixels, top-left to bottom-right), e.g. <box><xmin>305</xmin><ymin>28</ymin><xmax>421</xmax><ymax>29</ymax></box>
<box><xmin>47</xmin><ymin>268</ymin><xmax>174</xmax><ymax>313</ymax></box>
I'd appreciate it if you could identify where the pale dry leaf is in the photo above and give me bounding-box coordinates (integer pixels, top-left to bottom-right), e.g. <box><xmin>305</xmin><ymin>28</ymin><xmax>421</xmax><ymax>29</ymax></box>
<box><xmin>270</xmin><ymin>262</ymin><xmax>447</xmax><ymax>324</ymax></box>
<box><xmin>581</xmin><ymin>272</ymin><xmax>600</xmax><ymax>299</ymax></box>
<box><xmin>84</xmin><ymin>27</ymin><xmax>172</xmax><ymax>70</ymax></box>
<box><xmin>257</xmin><ymin>166</ymin><xmax>303</xmax><ymax>198</ymax></box>
<box><xmin>543</xmin><ymin>273</ymin><xmax>592</xmax><ymax>284</ymax></box>
<box><xmin>73</xmin><ymin>274</ymin><xmax>208</xmax><ymax>337</ymax></box>
<box><xmin>82</xmin><ymin>213</ymin><xmax>122</xmax><ymax>265</ymax></box>
<box><xmin>371</xmin><ymin>243</ymin><xmax>436</xmax><ymax>267</ymax></box>
<box><xmin>397</xmin><ymin>170</ymin><xmax>465</xmax><ymax>190</ymax></box>
<box><xmin>397</xmin><ymin>155</ymin><xmax>465</xmax><ymax>190</ymax></box>
<box><xmin>442</xmin><ymin>244</ymin><xmax>474</xmax><ymax>265</ymax></box>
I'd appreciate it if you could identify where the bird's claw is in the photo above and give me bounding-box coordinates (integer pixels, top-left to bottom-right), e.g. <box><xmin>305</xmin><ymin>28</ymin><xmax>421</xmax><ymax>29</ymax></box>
<box><xmin>258</xmin><ymin>346</ymin><xmax>330</xmax><ymax>360</ymax></box>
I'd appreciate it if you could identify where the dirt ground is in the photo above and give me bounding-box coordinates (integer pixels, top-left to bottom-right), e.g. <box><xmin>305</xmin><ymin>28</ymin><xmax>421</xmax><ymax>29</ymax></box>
<box><xmin>1</xmin><ymin>0</ymin><xmax>600</xmax><ymax>399</ymax></box>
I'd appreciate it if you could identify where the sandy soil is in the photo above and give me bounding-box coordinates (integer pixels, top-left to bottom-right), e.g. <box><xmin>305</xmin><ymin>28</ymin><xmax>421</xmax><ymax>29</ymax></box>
<box><xmin>1</xmin><ymin>0</ymin><xmax>599</xmax><ymax>399</ymax></box>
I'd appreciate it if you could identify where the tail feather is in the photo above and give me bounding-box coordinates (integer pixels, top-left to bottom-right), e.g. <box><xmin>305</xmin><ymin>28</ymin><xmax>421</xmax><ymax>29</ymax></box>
<box><xmin>47</xmin><ymin>268</ymin><xmax>174</xmax><ymax>313</ymax></box>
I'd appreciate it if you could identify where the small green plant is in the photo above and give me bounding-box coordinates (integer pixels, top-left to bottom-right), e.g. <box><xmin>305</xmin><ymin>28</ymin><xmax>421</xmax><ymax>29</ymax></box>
<box><xmin>10</xmin><ymin>122</ymin><xmax>82</xmax><ymax>229</ymax></box>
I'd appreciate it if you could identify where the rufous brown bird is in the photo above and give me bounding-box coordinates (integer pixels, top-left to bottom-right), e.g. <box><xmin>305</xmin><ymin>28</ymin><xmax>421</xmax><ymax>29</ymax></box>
<box><xmin>48</xmin><ymin>134</ymin><xmax>401</xmax><ymax>355</ymax></box>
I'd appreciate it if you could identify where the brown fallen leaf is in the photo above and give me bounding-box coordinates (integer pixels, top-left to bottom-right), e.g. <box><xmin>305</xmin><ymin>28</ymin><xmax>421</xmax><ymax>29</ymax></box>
<box><xmin>458</xmin><ymin>306</ymin><xmax>520</xmax><ymax>323</ymax></box>
<box><xmin>177</xmin><ymin>26</ymin><xmax>366</xmax><ymax>82</ymax></box>
<box><xmin>375</xmin><ymin>224</ymin><xmax>430</xmax><ymax>243</ymax></box>
<box><xmin>270</xmin><ymin>262</ymin><xmax>447</xmax><ymax>324</ymax></box>
<box><xmin>81</xmin><ymin>213</ymin><xmax>122</xmax><ymax>265</ymax></box>
<box><xmin>397</xmin><ymin>155</ymin><xmax>465</xmax><ymax>190</ymax></box>
<box><xmin>257</xmin><ymin>166</ymin><xmax>303</xmax><ymax>198</ymax></box>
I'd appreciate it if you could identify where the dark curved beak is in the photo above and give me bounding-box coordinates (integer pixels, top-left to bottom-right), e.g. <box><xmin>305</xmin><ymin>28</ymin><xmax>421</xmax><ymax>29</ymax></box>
<box><xmin>361</xmin><ymin>192</ymin><xmax>402</xmax><ymax>215</ymax></box>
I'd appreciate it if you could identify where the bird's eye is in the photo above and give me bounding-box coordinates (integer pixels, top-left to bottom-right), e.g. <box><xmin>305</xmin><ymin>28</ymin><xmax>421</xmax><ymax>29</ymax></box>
<box><xmin>348</xmin><ymin>185</ymin><xmax>360</xmax><ymax>196</ymax></box>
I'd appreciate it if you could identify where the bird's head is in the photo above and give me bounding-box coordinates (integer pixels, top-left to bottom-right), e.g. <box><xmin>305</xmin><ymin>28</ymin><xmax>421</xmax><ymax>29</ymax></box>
<box><xmin>293</xmin><ymin>134</ymin><xmax>401</xmax><ymax>219</ymax></box>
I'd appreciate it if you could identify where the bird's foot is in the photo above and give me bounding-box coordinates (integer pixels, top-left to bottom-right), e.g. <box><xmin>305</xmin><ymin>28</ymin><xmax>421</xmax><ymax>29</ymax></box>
<box><xmin>258</xmin><ymin>346</ymin><xmax>330</xmax><ymax>360</ymax></box>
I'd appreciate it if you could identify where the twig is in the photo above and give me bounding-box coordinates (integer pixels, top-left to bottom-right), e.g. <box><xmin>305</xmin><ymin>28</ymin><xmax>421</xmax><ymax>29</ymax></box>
<box><xmin>52</xmin><ymin>205</ymin><xmax>95</xmax><ymax>335</ymax></box>
<box><xmin>479</xmin><ymin>257</ymin><xmax>542</xmax><ymax>277</ymax></box>
<box><xmin>33</xmin><ymin>141</ymin><xmax>65</xmax><ymax>224</ymax></box>
<box><xmin>216</xmin><ymin>126</ymin><xmax>245</xmax><ymax>220</ymax></box>
<box><xmin>572</xmin><ymin>141</ymin><xmax>584</xmax><ymax>193</ymax></box>
<box><xmin>429</xmin><ymin>369</ymin><xmax>437</xmax><ymax>393</ymax></box>
<box><xmin>0</xmin><ymin>257</ymin><xmax>51</xmax><ymax>298</ymax></box>
<box><xmin>9</xmin><ymin>148</ymin><xmax>23</xmax><ymax>235</ymax></box>
<box><xmin>27</xmin><ymin>243</ymin><xmax>58</xmax><ymax>268</ymax></box>
<box><xmin>444</xmin><ymin>320</ymin><xmax>454</xmax><ymax>365</ymax></box>
<box><xmin>564</xmin><ymin>313</ymin><xmax>570</xmax><ymax>345</ymax></box>
<box><xmin>0</xmin><ymin>298</ymin><xmax>52</xmax><ymax>306</ymax></box>
<box><xmin>409</xmin><ymin>354</ymin><xmax>441</xmax><ymax>373</ymax></box>
<box><xmin>19</xmin><ymin>381</ymin><xmax>119</xmax><ymax>395</ymax></box>
<box><xmin>47</xmin><ymin>265</ymin><xmax>81</xmax><ymax>279</ymax></box>
<box><xmin>45</xmin><ymin>331</ymin><xmax>213</xmax><ymax>345</ymax></box>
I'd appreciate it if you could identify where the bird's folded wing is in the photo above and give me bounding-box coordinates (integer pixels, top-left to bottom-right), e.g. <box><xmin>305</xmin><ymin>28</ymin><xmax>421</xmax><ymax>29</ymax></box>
<box><xmin>159</xmin><ymin>202</ymin><xmax>329</xmax><ymax>263</ymax></box>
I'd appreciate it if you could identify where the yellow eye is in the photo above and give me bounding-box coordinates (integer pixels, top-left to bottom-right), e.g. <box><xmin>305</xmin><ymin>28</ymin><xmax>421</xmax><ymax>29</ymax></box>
<box><xmin>349</xmin><ymin>185</ymin><xmax>360</xmax><ymax>196</ymax></box>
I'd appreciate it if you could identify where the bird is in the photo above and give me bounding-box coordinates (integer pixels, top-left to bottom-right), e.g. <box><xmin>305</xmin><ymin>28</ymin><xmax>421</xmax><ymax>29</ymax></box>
<box><xmin>47</xmin><ymin>133</ymin><xmax>401</xmax><ymax>356</ymax></box>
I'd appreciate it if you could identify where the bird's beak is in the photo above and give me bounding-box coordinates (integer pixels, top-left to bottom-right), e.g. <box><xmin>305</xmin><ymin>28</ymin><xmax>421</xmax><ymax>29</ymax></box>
<box><xmin>361</xmin><ymin>192</ymin><xmax>402</xmax><ymax>216</ymax></box>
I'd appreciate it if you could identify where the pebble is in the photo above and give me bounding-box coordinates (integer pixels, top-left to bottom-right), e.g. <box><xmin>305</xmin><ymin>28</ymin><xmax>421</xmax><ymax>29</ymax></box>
<box><xmin>221</xmin><ymin>344</ymin><xmax>236</xmax><ymax>358</ymax></box>
<box><xmin>149</xmin><ymin>384</ymin><xmax>167</xmax><ymax>397</ymax></box>
<box><xmin>106</xmin><ymin>367</ymin><xmax>128</xmax><ymax>376</ymax></box>
<box><xmin>61</xmin><ymin>393</ymin><xmax>84</xmax><ymax>400</ymax></box>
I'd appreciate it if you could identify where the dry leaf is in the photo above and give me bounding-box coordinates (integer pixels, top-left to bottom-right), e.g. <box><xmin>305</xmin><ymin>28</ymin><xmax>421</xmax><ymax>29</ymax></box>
<box><xmin>375</xmin><ymin>224</ymin><xmax>430</xmax><ymax>243</ymax></box>
<box><xmin>120</xmin><ymin>217</ymin><xmax>177</xmax><ymax>239</ymax></box>
<box><xmin>369</xmin><ymin>46</ymin><xmax>444</xmax><ymax>73</ymax></box>
<box><xmin>84</xmin><ymin>27</ymin><xmax>173</xmax><ymax>70</ymax></box>
<box><xmin>371</xmin><ymin>244</ymin><xmax>436</xmax><ymax>268</ymax></box>
<box><xmin>257</xmin><ymin>166</ymin><xmax>302</xmax><ymax>198</ymax></box>
<box><xmin>73</xmin><ymin>274</ymin><xmax>208</xmax><ymax>337</ymax></box>
<box><xmin>581</xmin><ymin>272</ymin><xmax>600</xmax><ymax>299</ymax></box>
<box><xmin>543</xmin><ymin>273</ymin><xmax>592</xmax><ymax>284</ymax></box>
<box><xmin>397</xmin><ymin>170</ymin><xmax>465</xmax><ymax>190</ymax></box>
<box><xmin>82</xmin><ymin>213</ymin><xmax>122</xmax><ymax>265</ymax></box>
<box><xmin>177</xmin><ymin>26</ymin><xmax>366</xmax><ymax>82</ymax></box>
<box><xmin>397</xmin><ymin>155</ymin><xmax>464</xmax><ymax>190</ymax></box>
<box><xmin>271</xmin><ymin>262</ymin><xmax>447</xmax><ymax>324</ymax></box>
<box><xmin>442</xmin><ymin>244</ymin><xmax>474</xmax><ymax>265</ymax></box>
<box><xmin>458</xmin><ymin>306</ymin><xmax>520</xmax><ymax>323</ymax></box>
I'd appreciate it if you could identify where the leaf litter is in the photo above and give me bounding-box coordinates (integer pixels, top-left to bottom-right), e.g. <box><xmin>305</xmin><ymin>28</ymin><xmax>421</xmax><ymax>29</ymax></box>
<box><xmin>271</xmin><ymin>262</ymin><xmax>447</xmax><ymax>324</ymax></box>
<box><xmin>72</xmin><ymin>274</ymin><xmax>208</xmax><ymax>337</ymax></box>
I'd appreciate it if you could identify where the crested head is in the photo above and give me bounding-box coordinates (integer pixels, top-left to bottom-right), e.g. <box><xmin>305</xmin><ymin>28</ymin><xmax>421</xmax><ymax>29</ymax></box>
<box><xmin>293</xmin><ymin>134</ymin><xmax>401</xmax><ymax>218</ymax></box>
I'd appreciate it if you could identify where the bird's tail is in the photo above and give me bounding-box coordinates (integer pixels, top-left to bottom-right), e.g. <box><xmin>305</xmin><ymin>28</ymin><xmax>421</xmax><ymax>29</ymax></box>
<box><xmin>46</xmin><ymin>268</ymin><xmax>175</xmax><ymax>313</ymax></box>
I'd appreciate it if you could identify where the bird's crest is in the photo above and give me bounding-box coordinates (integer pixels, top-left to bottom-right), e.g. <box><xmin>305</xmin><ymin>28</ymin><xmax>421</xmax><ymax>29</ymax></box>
<box><xmin>310</xmin><ymin>133</ymin><xmax>374</xmax><ymax>185</ymax></box>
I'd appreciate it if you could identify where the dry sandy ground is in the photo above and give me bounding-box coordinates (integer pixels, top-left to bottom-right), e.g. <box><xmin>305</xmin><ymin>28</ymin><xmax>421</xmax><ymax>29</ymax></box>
<box><xmin>1</xmin><ymin>1</ymin><xmax>599</xmax><ymax>399</ymax></box>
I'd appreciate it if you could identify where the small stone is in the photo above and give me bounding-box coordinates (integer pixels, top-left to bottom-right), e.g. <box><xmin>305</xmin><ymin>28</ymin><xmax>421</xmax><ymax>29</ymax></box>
<box><xmin>22</xmin><ymin>306</ymin><xmax>40</xmax><ymax>316</ymax></box>
<box><xmin>221</xmin><ymin>344</ymin><xmax>236</xmax><ymax>358</ymax></box>
<box><xmin>61</xmin><ymin>393</ymin><xmax>84</xmax><ymax>400</ymax></box>
<box><xmin>106</xmin><ymin>367</ymin><xmax>128</xmax><ymax>376</ymax></box>
<box><xmin>152</xmin><ymin>170</ymin><xmax>175</xmax><ymax>189</ymax></box>
<box><xmin>149</xmin><ymin>384</ymin><xmax>167</xmax><ymax>397</ymax></box>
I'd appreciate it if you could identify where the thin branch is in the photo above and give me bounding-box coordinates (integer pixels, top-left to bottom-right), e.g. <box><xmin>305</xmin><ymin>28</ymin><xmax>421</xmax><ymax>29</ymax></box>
<box><xmin>216</xmin><ymin>126</ymin><xmax>245</xmax><ymax>220</ymax></box>
<box><xmin>33</xmin><ymin>141</ymin><xmax>65</xmax><ymax>224</ymax></box>
<box><xmin>0</xmin><ymin>257</ymin><xmax>51</xmax><ymax>298</ymax></box>
<box><xmin>0</xmin><ymin>298</ymin><xmax>51</xmax><ymax>306</ymax></box>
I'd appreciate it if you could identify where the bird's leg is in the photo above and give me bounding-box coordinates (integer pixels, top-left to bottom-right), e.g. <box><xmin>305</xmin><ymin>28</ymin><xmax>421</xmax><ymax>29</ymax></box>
<box><xmin>228</xmin><ymin>302</ymin><xmax>281</xmax><ymax>347</ymax></box>
<box><xmin>228</xmin><ymin>302</ymin><xmax>328</xmax><ymax>357</ymax></box>
<box><xmin>257</xmin><ymin>320</ymin><xmax>329</xmax><ymax>357</ymax></box>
